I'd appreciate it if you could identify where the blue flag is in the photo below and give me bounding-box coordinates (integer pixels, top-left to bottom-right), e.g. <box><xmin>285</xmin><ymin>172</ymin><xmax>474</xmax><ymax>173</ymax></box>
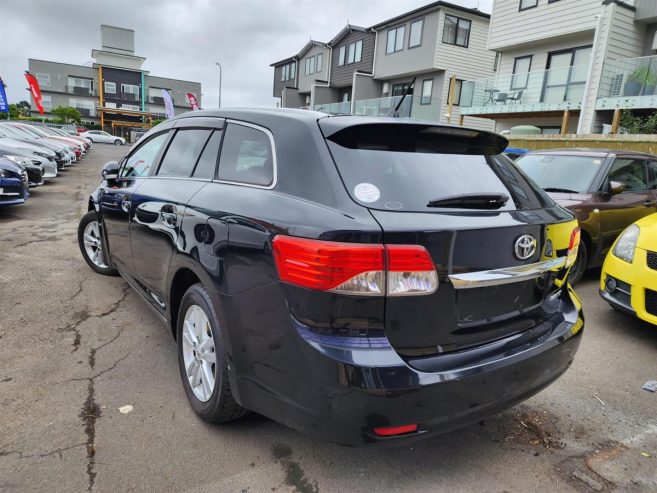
<box><xmin>0</xmin><ymin>77</ymin><xmax>8</xmax><ymax>113</ymax></box>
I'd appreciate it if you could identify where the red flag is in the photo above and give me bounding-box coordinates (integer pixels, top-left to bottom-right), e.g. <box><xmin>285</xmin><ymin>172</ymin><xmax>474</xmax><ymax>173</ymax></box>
<box><xmin>186</xmin><ymin>93</ymin><xmax>199</xmax><ymax>111</ymax></box>
<box><xmin>25</xmin><ymin>72</ymin><xmax>44</xmax><ymax>114</ymax></box>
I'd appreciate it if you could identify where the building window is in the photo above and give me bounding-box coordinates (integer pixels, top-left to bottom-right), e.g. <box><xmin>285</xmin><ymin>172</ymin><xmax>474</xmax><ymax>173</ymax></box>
<box><xmin>68</xmin><ymin>77</ymin><xmax>94</xmax><ymax>95</ymax></box>
<box><xmin>317</xmin><ymin>53</ymin><xmax>323</xmax><ymax>72</ymax></box>
<box><xmin>104</xmin><ymin>81</ymin><xmax>116</xmax><ymax>94</ymax></box>
<box><xmin>348</xmin><ymin>43</ymin><xmax>356</xmax><ymax>64</ymax></box>
<box><xmin>511</xmin><ymin>55</ymin><xmax>532</xmax><ymax>89</ymax></box>
<box><xmin>281</xmin><ymin>62</ymin><xmax>296</xmax><ymax>81</ymax></box>
<box><xmin>341</xmin><ymin>40</ymin><xmax>363</xmax><ymax>65</ymax></box>
<box><xmin>355</xmin><ymin>40</ymin><xmax>363</xmax><ymax>62</ymax></box>
<box><xmin>338</xmin><ymin>46</ymin><xmax>346</xmax><ymax>66</ymax></box>
<box><xmin>519</xmin><ymin>0</ymin><xmax>538</xmax><ymax>10</ymax></box>
<box><xmin>542</xmin><ymin>45</ymin><xmax>592</xmax><ymax>104</ymax></box>
<box><xmin>443</xmin><ymin>15</ymin><xmax>471</xmax><ymax>48</ymax></box>
<box><xmin>494</xmin><ymin>52</ymin><xmax>501</xmax><ymax>72</ymax></box>
<box><xmin>420</xmin><ymin>79</ymin><xmax>433</xmax><ymax>105</ymax></box>
<box><xmin>41</xmin><ymin>95</ymin><xmax>52</xmax><ymax>109</ymax></box>
<box><xmin>121</xmin><ymin>104</ymin><xmax>140</xmax><ymax>111</ymax></box>
<box><xmin>448</xmin><ymin>79</ymin><xmax>464</xmax><ymax>106</ymax></box>
<box><xmin>305</xmin><ymin>56</ymin><xmax>316</xmax><ymax>75</ymax></box>
<box><xmin>121</xmin><ymin>84</ymin><xmax>140</xmax><ymax>101</ymax></box>
<box><xmin>35</xmin><ymin>73</ymin><xmax>50</xmax><ymax>87</ymax></box>
<box><xmin>69</xmin><ymin>98</ymin><xmax>95</xmax><ymax>116</ymax></box>
<box><xmin>106</xmin><ymin>102</ymin><xmax>117</xmax><ymax>109</ymax></box>
<box><xmin>386</xmin><ymin>25</ymin><xmax>405</xmax><ymax>54</ymax></box>
<box><xmin>409</xmin><ymin>19</ymin><xmax>424</xmax><ymax>48</ymax></box>
<box><xmin>392</xmin><ymin>83</ymin><xmax>411</xmax><ymax>97</ymax></box>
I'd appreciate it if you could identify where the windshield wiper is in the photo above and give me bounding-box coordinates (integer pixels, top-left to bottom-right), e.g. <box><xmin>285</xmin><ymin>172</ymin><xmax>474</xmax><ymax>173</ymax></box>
<box><xmin>427</xmin><ymin>193</ymin><xmax>509</xmax><ymax>209</ymax></box>
<box><xmin>543</xmin><ymin>187</ymin><xmax>579</xmax><ymax>194</ymax></box>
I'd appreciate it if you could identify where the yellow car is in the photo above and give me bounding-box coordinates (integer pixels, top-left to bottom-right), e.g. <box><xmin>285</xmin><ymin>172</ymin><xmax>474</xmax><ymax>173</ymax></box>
<box><xmin>600</xmin><ymin>213</ymin><xmax>657</xmax><ymax>325</ymax></box>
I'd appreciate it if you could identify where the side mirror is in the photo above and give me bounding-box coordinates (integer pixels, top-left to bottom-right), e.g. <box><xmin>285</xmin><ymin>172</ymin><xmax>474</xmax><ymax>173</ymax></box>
<box><xmin>609</xmin><ymin>180</ymin><xmax>625</xmax><ymax>195</ymax></box>
<box><xmin>101</xmin><ymin>161</ymin><xmax>119</xmax><ymax>181</ymax></box>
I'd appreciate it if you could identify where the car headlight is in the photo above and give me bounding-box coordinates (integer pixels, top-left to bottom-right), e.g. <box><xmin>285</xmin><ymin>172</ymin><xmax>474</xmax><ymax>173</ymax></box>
<box><xmin>34</xmin><ymin>151</ymin><xmax>53</xmax><ymax>160</ymax></box>
<box><xmin>4</xmin><ymin>155</ymin><xmax>30</xmax><ymax>166</ymax></box>
<box><xmin>612</xmin><ymin>224</ymin><xmax>640</xmax><ymax>263</ymax></box>
<box><xmin>0</xmin><ymin>169</ymin><xmax>8</xmax><ymax>178</ymax></box>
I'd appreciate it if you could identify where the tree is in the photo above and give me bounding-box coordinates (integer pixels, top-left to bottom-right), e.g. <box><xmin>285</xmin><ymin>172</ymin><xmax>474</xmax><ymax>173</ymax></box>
<box><xmin>16</xmin><ymin>100</ymin><xmax>31</xmax><ymax>117</ymax></box>
<box><xmin>51</xmin><ymin>106</ymin><xmax>81</xmax><ymax>124</ymax></box>
<box><xmin>619</xmin><ymin>110</ymin><xmax>657</xmax><ymax>134</ymax></box>
<box><xmin>0</xmin><ymin>104</ymin><xmax>19</xmax><ymax>120</ymax></box>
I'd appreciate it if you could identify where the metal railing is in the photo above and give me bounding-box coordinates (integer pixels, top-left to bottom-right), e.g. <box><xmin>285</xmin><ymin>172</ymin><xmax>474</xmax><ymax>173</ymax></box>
<box><xmin>66</xmin><ymin>85</ymin><xmax>95</xmax><ymax>96</ymax></box>
<box><xmin>460</xmin><ymin>64</ymin><xmax>589</xmax><ymax>114</ymax></box>
<box><xmin>122</xmin><ymin>92</ymin><xmax>140</xmax><ymax>101</ymax></box>
<box><xmin>353</xmin><ymin>95</ymin><xmax>412</xmax><ymax>117</ymax></box>
<box><xmin>314</xmin><ymin>101</ymin><xmax>351</xmax><ymax>114</ymax></box>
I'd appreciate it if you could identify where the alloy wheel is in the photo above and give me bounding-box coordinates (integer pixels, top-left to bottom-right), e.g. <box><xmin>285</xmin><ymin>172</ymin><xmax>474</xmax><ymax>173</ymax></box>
<box><xmin>181</xmin><ymin>305</ymin><xmax>216</xmax><ymax>402</ymax></box>
<box><xmin>83</xmin><ymin>220</ymin><xmax>108</xmax><ymax>269</ymax></box>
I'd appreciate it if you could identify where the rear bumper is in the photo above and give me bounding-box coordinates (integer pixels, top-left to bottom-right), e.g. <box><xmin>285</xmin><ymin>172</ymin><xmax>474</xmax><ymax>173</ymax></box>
<box><xmin>221</xmin><ymin>284</ymin><xmax>584</xmax><ymax>446</ymax></box>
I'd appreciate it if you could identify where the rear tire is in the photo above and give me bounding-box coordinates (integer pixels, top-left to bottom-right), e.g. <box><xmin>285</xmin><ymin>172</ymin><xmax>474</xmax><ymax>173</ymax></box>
<box><xmin>78</xmin><ymin>211</ymin><xmax>118</xmax><ymax>276</ymax></box>
<box><xmin>114</xmin><ymin>139</ymin><xmax>122</xmax><ymax>146</ymax></box>
<box><xmin>568</xmin><ymin>241</ymin><xmax>588</xmax><ymax>285</ymax></box>
<box><xmin>176</xmin><ymin>284</ymin><xmax>248</xmax><ymax>423</ymax></box>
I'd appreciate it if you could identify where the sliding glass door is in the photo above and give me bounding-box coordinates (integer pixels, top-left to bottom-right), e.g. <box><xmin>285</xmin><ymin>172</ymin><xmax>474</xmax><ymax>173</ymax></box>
<box><xmin>542</xmin><ymin>46</ymin><xmax>592</xmax><ymax>104</ymax></box>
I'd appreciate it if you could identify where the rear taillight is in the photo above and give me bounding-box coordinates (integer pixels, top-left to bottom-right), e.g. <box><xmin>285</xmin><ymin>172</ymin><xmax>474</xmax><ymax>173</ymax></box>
<box><xmin>373</xmin><ymin>424</ymin><xmax>419</xmax><ymax>437</ymax></box>
<box><xmin>272</xmin><ymin>235</ymin><xmax>438</xmax><ymax>296</ymax></box>
<box><xmin>566</xmin><ymin>227</ymin><xmax>581</xmax><ymax>268</ymax></box>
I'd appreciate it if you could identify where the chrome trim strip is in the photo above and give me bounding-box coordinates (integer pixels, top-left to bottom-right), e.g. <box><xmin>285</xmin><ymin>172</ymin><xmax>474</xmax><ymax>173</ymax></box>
<box><xmin>449</xmin><ymin>257</ymin><xmax>567</xmax><ymax>290</ymax></box>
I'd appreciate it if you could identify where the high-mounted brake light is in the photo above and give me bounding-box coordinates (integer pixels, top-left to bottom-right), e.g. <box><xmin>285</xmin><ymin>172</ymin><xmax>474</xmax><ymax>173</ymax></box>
<box><xmin>373</xmin><ymin>424</ymin><xmax>419</xmax><ymax>437</ymax></box>
<box><xmin>272</xmin><ymin>236</ymin><xmax>438</xmax><ymax>296</ymax></box>
<box><xmin>566</xmin><ymin>227</ymin><xmax>581</xmax><ymax>268</ymax></box>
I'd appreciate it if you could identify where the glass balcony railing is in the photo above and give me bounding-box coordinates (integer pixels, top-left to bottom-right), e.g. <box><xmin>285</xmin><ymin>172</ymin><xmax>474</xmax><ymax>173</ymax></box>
<box><xmin>353</xmin><ymin>95</ymin><xmax>412</xmax><ymax>117</ymax></box>
<box><xmin>597</xmin><ymin>55</ymin><xmax>657</xmax><ymax>110</ymax></box>
<box><xmin>460</xmin><ymin>64</ymin><xmax>589</xmax><ymax>115</ymax></box>
<box><xmin>314</xmin><ymin>101</ymin><xmax>351</xmax><ymax>114</ymax></box>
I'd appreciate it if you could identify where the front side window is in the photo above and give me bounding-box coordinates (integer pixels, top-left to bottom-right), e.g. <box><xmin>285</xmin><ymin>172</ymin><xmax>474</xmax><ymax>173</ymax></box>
<box><xmin>157</xmin><ymin>129</ymin><xmax>212</xmax><ymax>178</ymax></box>
<box><xmin>218</xmin><ymin>124</ymin><xmax>274</xmax><ymax>186</ymax></box>
<box><xmin>443</xmin><ymin>15</ymin><xmax>471</xmax><ymax>48</ymax></box>
<box><xmin>421</xmin><ymin>79</ymin><xmax>433</xmax><ymax>105</ymax></box>
<box><xmin>511</xmin><ymin>56</ymin><xmax>532</xmax><ymax>90</ymax></box>
<box><xmin>386</xmin><ymin>26</ymin><xmax>405</xmax><ymax>53</ymax></box>
<box><xmin>608</xmin><ymin>158</ymin><xmax>648</xmax><ymax>192</ymax></box>
<box><xmin>120</xmin><ymin>132</ymin><xmax>169</xmax><ymax>178</ymax></box>
<box><xmin>409</xmin><ymin>19</ymin><xmax>423</xmax><ymax>48</ymax></box>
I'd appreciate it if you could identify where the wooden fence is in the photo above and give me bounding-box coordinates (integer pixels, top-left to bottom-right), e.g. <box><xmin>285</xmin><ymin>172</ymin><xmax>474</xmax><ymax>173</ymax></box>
<box><xmin>507</xmin><ymin>134</ymin><xmax>657</xmax><ymax>154</ymax></box>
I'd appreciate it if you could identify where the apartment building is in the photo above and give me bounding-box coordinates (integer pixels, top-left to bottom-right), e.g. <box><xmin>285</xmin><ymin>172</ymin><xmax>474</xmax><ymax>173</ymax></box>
<box><xmin>460</xmin><ymin>0</ymin><xmax>657</xmax><ymax>134</ymax></box>
<box><xmin>29</xmin><ymin>25</ymin><xmax>201</xmax><ymax>132</ymax></box>
<box><xmin>270</xmin><ymin>1</ymin><xmax>496</xmax><ymax>128</ymax></box>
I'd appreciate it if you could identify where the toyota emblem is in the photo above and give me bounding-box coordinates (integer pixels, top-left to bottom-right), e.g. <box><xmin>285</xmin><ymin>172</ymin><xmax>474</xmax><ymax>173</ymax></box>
<box><xmin>514</xmin><ymin>234</ymin><xmax>537</xmax><ymax>260</ymax></box>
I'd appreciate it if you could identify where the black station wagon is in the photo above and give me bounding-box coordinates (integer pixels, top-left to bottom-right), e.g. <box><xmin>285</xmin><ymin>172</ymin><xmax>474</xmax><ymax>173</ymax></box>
<box><xmin>78</xmin><ymin>109</ymin><xmax>584</xmax><ymax>445</ymax></box>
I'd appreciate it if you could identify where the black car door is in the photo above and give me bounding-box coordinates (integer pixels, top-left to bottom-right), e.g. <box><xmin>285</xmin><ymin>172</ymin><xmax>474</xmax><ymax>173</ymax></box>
<box><xmin>99</xmin><ymin>131</ymin><xmax>170</xmax><ymax>274</ymax></box>
<box><xmin>598</xmin><ymin>156</ymin><xmax>656</xmax><ymax>255</ymax></box>
<box><xmin>129</xmin><ymin>121</ymin><xmax>222</xmax><ymax>314</ymax></box>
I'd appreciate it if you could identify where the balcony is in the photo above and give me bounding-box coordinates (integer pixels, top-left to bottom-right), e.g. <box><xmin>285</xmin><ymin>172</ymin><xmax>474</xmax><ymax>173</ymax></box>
<box><xmin>122</xmin><ymin>92</ymin><xmax>140</xmax><ymax>101</ymax></box>
<box><xmin>66</xmin><ymin>85</ymin><xmax>96</xmax><ymax>97</ymax></box>
<box><xmin>460</xmin><ymin>64</ymin><xmax>589</xmax><ymax>117</ymax></box>
<box><xmin>148</xmin><ymin>96</ymin><xmax>165</xmax><ymax>105</ymax></box>
<box><xmin>314</xmin><ymin>101</ymin><xmax>351</xmax><ymax>114</ymax></box>
<box><xmin>75</xmin><ymin>107</ymin><xmax>96</xmax><ymax>117</ymax></box>
<box><xmin>353</xmin><ymin>96</ymin><xmax>412</xmax><ymax>118</ymax></box>
<box><xmin>597</xmin><ymin>55</ymin><xmax>657</xmax><ymax>111</ymax></box>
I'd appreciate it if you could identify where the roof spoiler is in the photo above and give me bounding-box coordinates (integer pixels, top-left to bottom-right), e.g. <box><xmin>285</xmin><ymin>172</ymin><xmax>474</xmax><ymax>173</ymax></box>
<box><xmin>321</xmin><ymin>121</ymin><xmax>509</xmax><ymax>155</ymax></box>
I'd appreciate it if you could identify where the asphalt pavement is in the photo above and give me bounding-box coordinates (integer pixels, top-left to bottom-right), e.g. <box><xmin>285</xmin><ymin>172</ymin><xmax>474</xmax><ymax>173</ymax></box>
<box><xmin>0</xmin><ymin>144</ymin><xmax>656</xmax><ymax>493</ymax></box>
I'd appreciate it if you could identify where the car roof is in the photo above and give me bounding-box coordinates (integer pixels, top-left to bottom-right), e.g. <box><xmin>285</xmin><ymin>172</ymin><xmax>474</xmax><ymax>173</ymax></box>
<box><xmin>527</xmin><ymin>148</ymin><xmax>657</xmax><ymax>159</ymax></box>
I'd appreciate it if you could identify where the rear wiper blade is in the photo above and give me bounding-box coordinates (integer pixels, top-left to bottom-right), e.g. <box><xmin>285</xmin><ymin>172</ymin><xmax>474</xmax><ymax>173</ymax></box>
<box><xmin>543</xmin><ymin>187</ymin><xmax>579</xmax><ymax>194</ymax></box>
<box><xmin>427</xmin><ymin>193</ymin><xmax>509</xmax><ymax>209</ymax></box>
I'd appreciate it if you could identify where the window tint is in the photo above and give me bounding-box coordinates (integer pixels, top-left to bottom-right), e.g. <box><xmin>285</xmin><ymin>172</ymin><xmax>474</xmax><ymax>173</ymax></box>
<box><xmin>157</xmin><ymin>129</ymin><xmax>212</xmax><ymax>177</ymax></box>
<box><xmin>193</xmin><ymin>131</ymin><xmax>222</xmax><ymax>179</ymax></box>
<box><xmin>608</xmin><ymin>158</ymin><xmax>647</xmax><ymax>191</ymax></box>
<box><xmin>648</xmin><ymin>161</ymin><xmax>657</xmax><ymax>190</ymax></box>
<box><xmin>121</xmin><ymin>132</ymin><xmax>169</xmax><ymax>178</ymax></box>
<box><xmin>218</xmin><ymin>124</ymin><xmax>274</xmax><ymax>186</ymax></box>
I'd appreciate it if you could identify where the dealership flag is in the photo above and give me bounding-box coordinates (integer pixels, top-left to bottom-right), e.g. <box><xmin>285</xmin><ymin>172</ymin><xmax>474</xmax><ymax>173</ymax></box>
<box><xmin>162</xmin><ymin>89</ymin><xmax>175</xmax><ymax>119</ymax></box>
<box><xmin>0</xmin><ymin>77</ymin><xmax>8</xmax><ymax>113</ymax></box>
<box><xmin>186</xmin><ymin>93</ymin><xmax>199</xmax><ymax>111</ymax></box>
<box><xmin>25</xmin><ymin>72</ymin><xmax>44</xmax><ymax>115</ymax></box>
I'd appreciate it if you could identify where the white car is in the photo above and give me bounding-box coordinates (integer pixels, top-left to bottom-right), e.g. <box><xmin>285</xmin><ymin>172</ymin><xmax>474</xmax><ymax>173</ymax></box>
<box><xmin>79</xmin><ymin>130</ymin><xmax>126</xmax><ymax>145</ymax></box>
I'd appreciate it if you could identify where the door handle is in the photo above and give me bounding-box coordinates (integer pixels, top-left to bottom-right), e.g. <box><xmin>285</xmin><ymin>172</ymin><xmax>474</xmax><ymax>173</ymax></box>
<box><xmin>160</xmin><ymin>205</ymin><xmax>178</xmax><ymax>228</ymax></box>
<box><xmin>121</xmin><ymin>197</ymin><xmax>131</xmax><ymax>213</ymax></box>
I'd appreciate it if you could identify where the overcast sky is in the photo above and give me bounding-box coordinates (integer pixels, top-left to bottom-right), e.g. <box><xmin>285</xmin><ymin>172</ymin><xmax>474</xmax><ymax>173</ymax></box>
<box><xmin>0</xmin><ymin>0</ymin><xmax>492</xmax><ymax>109</ymax></box>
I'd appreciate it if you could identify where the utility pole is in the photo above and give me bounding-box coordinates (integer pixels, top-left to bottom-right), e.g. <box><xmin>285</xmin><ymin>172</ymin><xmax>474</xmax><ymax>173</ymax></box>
<box><xmin>215</xmin><ymin>62</ymin><xmax>222</xmax><ymax>108</ymax></box>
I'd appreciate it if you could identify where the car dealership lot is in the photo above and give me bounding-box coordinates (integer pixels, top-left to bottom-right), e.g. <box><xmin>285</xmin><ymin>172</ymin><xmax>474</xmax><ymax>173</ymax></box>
<box><xmin>0</xmin><ymin>146</ymin><xmax>656</xmax><ymax>493</ymax></box>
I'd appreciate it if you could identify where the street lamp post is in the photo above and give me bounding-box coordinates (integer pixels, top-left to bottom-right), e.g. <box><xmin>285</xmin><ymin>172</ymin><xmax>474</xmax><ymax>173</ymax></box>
<box><xmin>215</xmin><ymin>62</ymin><xmax>222</xmax><ymax>108</ymax></box>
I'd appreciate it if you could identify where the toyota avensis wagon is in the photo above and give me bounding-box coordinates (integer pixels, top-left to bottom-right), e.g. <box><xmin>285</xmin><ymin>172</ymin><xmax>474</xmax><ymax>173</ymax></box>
<box><xmin>78</xmin><ymin>109</ymin><xmax>584</xmax><ymax>445</ymax></box>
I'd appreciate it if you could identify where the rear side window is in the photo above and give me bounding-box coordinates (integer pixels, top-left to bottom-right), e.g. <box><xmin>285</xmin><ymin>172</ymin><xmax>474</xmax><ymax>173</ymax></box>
<box><xmin>218</xmin><ymin>123</ymin><xmax>274</xmax><ymax>186</ymax></box>
<box><xmin>193</xmin><ymin>130</ymin><xmax>222</xmax><ymax>179</ymax></box>
<box><xmin>121</xmin><ymin>132</ymin><xmax>169</xmax><ymax>178</ymax></box>
<box><xmin>157</xmin><ymin>129</ymin><xmax>212</xmax><ymax>177</ymax></box>
<box><xmin>325</xmin><ymin>124</ymin><xmax>552</xmax><ymax>212</ymax></box>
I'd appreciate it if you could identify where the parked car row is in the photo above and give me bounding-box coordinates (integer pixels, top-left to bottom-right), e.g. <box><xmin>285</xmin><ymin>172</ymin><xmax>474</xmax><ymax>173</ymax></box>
<box><xmin>0</xmin><ymin>122</ymin><xmax>93</xmax><ymax>207</ymax></box>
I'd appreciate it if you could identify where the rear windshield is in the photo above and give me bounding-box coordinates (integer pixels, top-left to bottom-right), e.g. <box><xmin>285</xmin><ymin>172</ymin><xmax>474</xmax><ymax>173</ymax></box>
<box><xmin>516</xmin><ymin>154</ymin><xmax>603</xmax><ymax>193</ymax></box>
<box><xmin>325</xmin><ymin>126</ymin><xmax>553</xmax><ymax>212</ymax></box>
